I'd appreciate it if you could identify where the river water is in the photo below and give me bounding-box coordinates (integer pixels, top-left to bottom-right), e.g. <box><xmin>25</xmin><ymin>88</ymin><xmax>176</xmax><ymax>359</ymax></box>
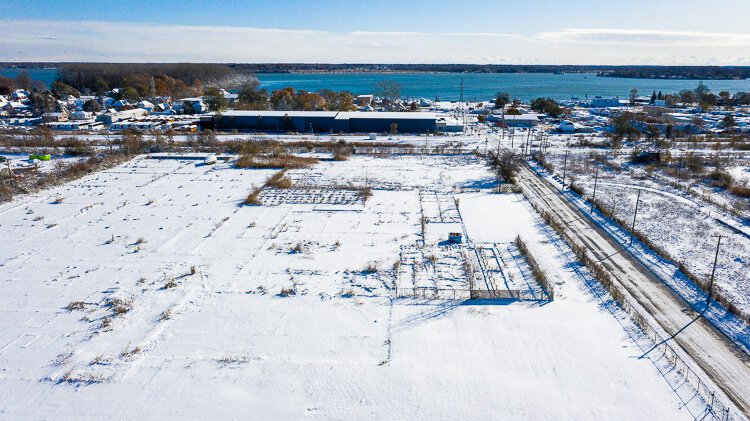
<box><xmin>3</xmin><ymin>68</ymin><xmax>750</xmax><ymax>102</ymax></box>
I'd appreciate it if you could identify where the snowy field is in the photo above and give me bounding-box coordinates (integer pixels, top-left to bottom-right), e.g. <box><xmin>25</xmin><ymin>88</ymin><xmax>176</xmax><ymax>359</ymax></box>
<box><xmin>540</xmin><ymin>150</ymin><xmax>750</xmax><ymax>318</ymax></box>
<box><xmin>1</xmin><ymin>152</ymin><xmax>87</xmax><ymax>174</ymax></box>
<box><xmin>0</xmin><ymin>153</ymin><xmax>705</xmax><ymax>419</ymax></box>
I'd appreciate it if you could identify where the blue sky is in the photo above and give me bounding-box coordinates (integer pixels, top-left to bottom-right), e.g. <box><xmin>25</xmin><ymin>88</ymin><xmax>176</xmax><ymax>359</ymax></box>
<box><xmin>1</xmin><ymin>0</ymin><xmax>750</xmax><ymax>64</ymax></box>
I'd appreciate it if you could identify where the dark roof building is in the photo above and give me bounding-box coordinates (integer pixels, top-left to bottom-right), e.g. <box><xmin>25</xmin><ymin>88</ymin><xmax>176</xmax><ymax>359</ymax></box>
<box><xmin>211</xmin><ymin>110</ymin><xmax>438</xmax><ymax>133</ymax></box>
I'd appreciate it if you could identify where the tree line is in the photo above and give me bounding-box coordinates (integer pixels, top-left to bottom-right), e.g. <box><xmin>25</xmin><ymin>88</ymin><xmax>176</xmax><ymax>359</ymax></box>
<box><xmin>54</xmin><ymin>63</ymin><xmax>237</xmax><ymax>98</ymax></box>
<box><xmin>204</xmin><ymin>80</ymin><xmax>358</xmax><ymax>113</ymax></box>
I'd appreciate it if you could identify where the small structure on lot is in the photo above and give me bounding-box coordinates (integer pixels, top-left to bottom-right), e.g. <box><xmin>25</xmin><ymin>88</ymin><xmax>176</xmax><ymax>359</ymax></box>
<box><xmin>448</xmin><ymin>232</ymin><xmax>463</xmax><ymax>244</ymax></box>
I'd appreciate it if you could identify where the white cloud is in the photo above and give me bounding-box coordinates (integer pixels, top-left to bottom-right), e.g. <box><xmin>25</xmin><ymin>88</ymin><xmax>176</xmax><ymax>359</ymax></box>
<box><xmin>0</xmin><ymin>20</ymin><xmax>522</xmax><ymax>63</ymax></box>
<box><xmin>1</xmin><ymin>20</ymin><xmax>749</xmax><ymax>65</ymax></box>
<box><xmin>535</xmin><ymin>28</ymin><xmax>750</xmax><ymax>47</ymax></box>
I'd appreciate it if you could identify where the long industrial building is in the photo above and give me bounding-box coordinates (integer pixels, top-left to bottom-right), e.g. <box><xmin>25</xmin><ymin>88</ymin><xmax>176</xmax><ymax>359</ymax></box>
<box><xmin>209</xmin><ymin>110</ymin><xmax>441</xmax><ymax>133</ymax></box>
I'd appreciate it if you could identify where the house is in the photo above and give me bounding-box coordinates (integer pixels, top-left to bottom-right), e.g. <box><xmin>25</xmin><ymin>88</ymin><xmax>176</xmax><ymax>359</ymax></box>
<box><xmin>111</xmin><ymin>121</ymin><xmax>161</xmax><ymax>131</ymax></box>
<box><xmin>436</xmin><ymin>117</ymin><xmax>464</xmax><ymax>132</ymax></box>
<box><xmin>112</xmin><ymin>100</ymin><xmax>130</xmax><ymax>110</ymax></box>
<box><xmin>137</xmin><ymin>100</ymin><xmax>155</xmax><ymax>111</ymax></box>
<box><xmin>357</xmin><ymin>95</ymin><xmax>373</xmax><ymax>108</ymax></box>
<box><xmin>3</xmin><ymin>101</ymin><xmax>29</xmax><ymax>112</ymax></box>
<box><xmin>494</xmin><ymin>114</ymin><xmax>540</xmax><ymax>128</ymax></box>
<box><xmin>10</xmin><ymin>90</ymin><xmax>28</xmax><ymax>101</ymax></box>
<box><xmin>221</xmin><ymin>89</ymin><xmax>238</xmax><ymax>105</ymax></box>
<box><xmin>97</xmin><ymin>108</ymin><xmax>150</xmax><ymax>125</ymax></box>
<box><xmin>591</xmin><ymin>96</ymin><xmax>628</xmax><ymax>108</ymax></box>
<box><xmin>69</xmin><ymin>111</ymin><xmax>93</xmax><ymax>121</ymax></box>
<box><xmin>559</xmin><ymin>120</ymin><xmax>577</xmax><ymax>133</ymax></box>
<box><xmin>179</xmin><ymin>98</ymin><xmax>207</xmax><ymax>114</ymax></box>
<box><xmin>47</xmin><ymin>120</ymin><xmax>103</xmax><ymax>131</ymax></box>
<box><xmin>643</xmin><ymin>105</ymin><xmax>670</xmax><ymax>118</ymax></box>
<box><xmin>43</xmin><ymin>111</ymin><xmax>69</xmax><ymax>123</ymax></box>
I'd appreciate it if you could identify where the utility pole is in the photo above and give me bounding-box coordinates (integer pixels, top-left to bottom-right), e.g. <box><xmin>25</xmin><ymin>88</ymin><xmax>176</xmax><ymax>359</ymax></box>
<box><xmin>706</xmin><ymin>235</ymin><xmax>722</xmax><ymax>309</ymax></box>
<box><xmin>629</xmin><ymin>189</ymin><xmax>642</xmax><ymax>246</ymax></box>
<box><xmin>562</xmin><ymin>151</ymin><xmax>569</xmax><ymax>188</ymax></box>
<box><xmin>590</xmin><ymin>165</ymin><xmax>599</xmax><ymax>213</ymax></box>
<box><xmin>525</xmin><ymin>128</ymin><xmax>532</xmax><ymax>157</ymax></box>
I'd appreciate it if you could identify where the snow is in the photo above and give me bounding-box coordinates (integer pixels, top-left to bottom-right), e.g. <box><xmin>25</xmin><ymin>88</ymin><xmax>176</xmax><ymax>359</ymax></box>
<box><xmin>0</xmin><ymin>153</ymin><xmax>704</xmax><ymax>419</ymax></box>
<box><xmin>539</xmin><ymin>150</ymin><xmax>750</xmax><ymax>319</ymax></box>
<box><xmin>529</xmin><ymin>160</ymin><xmax>750</xmax><ymax>354</ymax></box>
<box><xmin>0</xmin><ymin>152</ymin><xmax>87</xmax><ymax>173</ymax></box>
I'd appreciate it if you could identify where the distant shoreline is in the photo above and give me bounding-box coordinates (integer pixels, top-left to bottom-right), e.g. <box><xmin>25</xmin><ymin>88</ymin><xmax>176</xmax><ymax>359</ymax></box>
<box><xmin>3</xmin><ymin>63</ymin><xmax>750</xmax><ymax>81</ymax></box>
<box><xmin>255</xmin><ymin>70</ymin><xmax>749</xmax><ymax>81</ymax></box>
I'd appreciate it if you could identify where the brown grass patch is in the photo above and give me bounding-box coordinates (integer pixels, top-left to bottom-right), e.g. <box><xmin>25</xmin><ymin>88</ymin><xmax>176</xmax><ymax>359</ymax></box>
<box><xmin>235</xmin><ymin>155</ymin><xmax>318</xmax><ymax>169</ymax></box>
<box><xmin>729</xmin><ymin>184</ymin><xmax>750</xmax><ymax>198</ymax></box>
<box><xmin>265</xmin><ymin>171</ymin><xmax>293</xmax><ymax>189</ymax></box>
<box><xmin>243</xmin><ymin>188</ymin><xmax>263</xmax><ymax>206</ymax></box>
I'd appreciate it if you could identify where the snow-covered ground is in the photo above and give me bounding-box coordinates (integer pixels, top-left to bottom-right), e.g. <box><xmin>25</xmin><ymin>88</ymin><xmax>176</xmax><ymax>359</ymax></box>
<box><xmin>540</xmin><ymin>150</ymin><xmax>750</xmax><ymax>319</ymax></box>
<box><xmin>0</xmin><ymin>154</ymin><xmax>706</xmax><ymax>419</ymax></box>
<box><xmin>1</xmin><ymin>152</ymin><xmax>87</xmax><ymax>174</ymax></box>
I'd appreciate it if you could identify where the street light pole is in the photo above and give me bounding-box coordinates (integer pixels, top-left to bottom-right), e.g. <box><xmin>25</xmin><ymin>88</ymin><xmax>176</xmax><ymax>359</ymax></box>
<box><xmin>562</xmin><ymin>151</ymin><xmax>569</xmax><ymax>189</ymax></box>
<box><xmin>706</xmin><ymin>235</ymin><xmax>722</xmax><ymax>309</ymax></box>
<box><xmin>629</xmin><ymin>189</ymin><xmax>641</xmax><ymax>246</ymax></box>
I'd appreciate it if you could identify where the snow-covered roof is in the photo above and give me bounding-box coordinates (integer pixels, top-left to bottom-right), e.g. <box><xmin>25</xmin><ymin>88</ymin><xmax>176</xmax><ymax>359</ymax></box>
<box><xmin>502</xmin><ymin>114</ymin><xmax>540</xmax><ymax>121</ymax></box>
<box><xmin>219</xmin><ymin>110</ymin><xmax>437</xmax><ymax>120</ymax></box>
<box><xmin>335</xmin><ymin>111</ymin><xmax>436</xmax><ymax>120</ymax></box>
<box><xmin>221</xmin><ymin>110</ymin><xmax>340</xmax><ymax>118</ymax></box>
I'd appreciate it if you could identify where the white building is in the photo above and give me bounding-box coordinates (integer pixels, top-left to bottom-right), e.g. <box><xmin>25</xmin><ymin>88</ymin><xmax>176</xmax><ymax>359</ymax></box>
<box><xmin>591</xmin><ymin>96</ymin><xmax>628</xmax><ymax>108</ymax></box>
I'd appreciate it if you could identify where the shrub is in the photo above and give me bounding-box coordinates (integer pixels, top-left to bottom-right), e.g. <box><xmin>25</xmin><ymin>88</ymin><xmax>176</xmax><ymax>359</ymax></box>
<box><xmin>332</xmin><ymin>141</ymin><xmax>353</xmax><ymax>161</ymax></box>
<box><xmin>362</xmin><ymin>263</ymin><xmax>378</xmax><ymax>274</ymax></box>
<box><xmin>265</xmin><ymin>170</ymin><xmax>293</xmax><ymax>189</ymax></box>
<box><xmin>159</xmin><ymin>308</ymin><xmax>173</xmax><ymax>321</ymax></box>
<box><xmin>729</xmin><ymin>184</ymin><xmax>750</xmax><ymax>198</ymax></box>
<box><xmin>278</xmin><ymin>287</ymin><xmax>296</xmax><ymax>297</ymax></box>
<box><xmin>358</xmin><ymin>186</ymin><xmax>373</xmax><ymax>201</ymax></box>
<box><xmin>515</xmin><ymin>236</ymin><xmax>554</xmax><ymax>300</ymax></box>
<box><xmin>707</xmin><ymin>169</ymin><xmax>733</xmax><ymax>189</ymax></box>
<box><xmin>0</xmin><ymin>185</ymin><xmax>12</xmax><ymax>202</ymax></box>
<box><xmin>65</xmin><ymin>301</ymin><xmax>86</xmax><ymax>311</ymax></box>
<box><xmin>100</xmin><ymin>317</ymin><xmax>112</xmax><ymax>329</ymax></box>
<box><xmin>235</xmin><ymin>154</ymin><xmax>318</xmax><ymax>169</ymax></box>
<box><xmin>569</xmin><ymin>182</ymin><xmax>585</xmax><ymax>196</ymax></box>
<box><xmin>243</xmin><ymin>188</ymin><xmax>262</xmax><ymax>206</ymax></box>
<box><xmin>120</xmin><ymin>344</ymin><xmax>142</xmax><ymax>359</ymax></box>
<box><xmin>162</xmin><ymin>279</ymin><xmax>178</xmax><ymax>289</ymax></box>
<box><xmin>105</xmin><ymin>296</ymin><xmax>133</xmax><ymax>316</ymax></box>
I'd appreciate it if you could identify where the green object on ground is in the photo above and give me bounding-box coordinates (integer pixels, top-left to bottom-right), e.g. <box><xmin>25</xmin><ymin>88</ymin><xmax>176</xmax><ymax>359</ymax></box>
<box><xmin>29</xmin><ymin>154</ymin><xmax>51</xmax><ymax>161</ymax></box>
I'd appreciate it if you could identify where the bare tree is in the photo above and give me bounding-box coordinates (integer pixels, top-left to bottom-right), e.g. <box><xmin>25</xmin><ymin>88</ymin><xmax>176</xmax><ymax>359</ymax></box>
<box><xmin>375</xmin><ymin>80</ymin><xmax>401</xmax><ymax>110</ymax></box>
<box><xmin>629</xmin><ymin>88</ymin><xmax>638</xmax><ymax>106</ymax></box>
<box><xmin>488</xmin><ymin>149</ymin><xmax>523</xmax><ymax>185</ymax></box>
<box><xmin>15</xmin><ymin>70</ymin><xmax>32</xmax><ymax>91</ymax></box>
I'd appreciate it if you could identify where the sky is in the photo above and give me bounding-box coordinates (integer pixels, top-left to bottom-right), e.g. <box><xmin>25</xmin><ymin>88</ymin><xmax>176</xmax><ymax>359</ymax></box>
<box><xmin>1</xmin><ymin>0</ymin><xmax>750</xmax><ymax>64</ymax></box>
